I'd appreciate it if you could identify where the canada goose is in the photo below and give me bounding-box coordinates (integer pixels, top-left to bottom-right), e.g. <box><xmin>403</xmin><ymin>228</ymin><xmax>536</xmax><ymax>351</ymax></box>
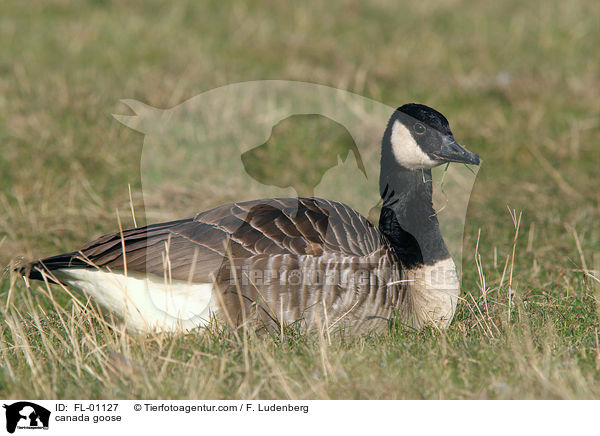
<box><xmin>18</xmin><ymin>103</ymin><xmax>479</xmax><ymax>333</ymax></box>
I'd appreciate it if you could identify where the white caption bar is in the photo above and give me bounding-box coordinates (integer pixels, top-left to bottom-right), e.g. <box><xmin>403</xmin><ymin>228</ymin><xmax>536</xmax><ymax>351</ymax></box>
<box><xmin>0</xmin><ymin>400</ymin><xmax>595</xmax><ymax>435</ymax></box>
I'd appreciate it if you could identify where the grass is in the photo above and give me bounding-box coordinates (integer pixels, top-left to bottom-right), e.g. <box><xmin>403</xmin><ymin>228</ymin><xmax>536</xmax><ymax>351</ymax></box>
<box><xmin>1</xmin><ymin>0</ymin><xmax>599</xmax><ymax>399</ymax></box>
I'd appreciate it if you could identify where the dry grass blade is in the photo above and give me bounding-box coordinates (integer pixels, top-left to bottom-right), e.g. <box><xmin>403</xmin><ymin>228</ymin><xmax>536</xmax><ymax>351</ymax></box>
<box><xmin>506</xmin><ymin>207</ymin><xmax>522</xmax><ymax>323</ymax></box>
<box><xmin>527</xmin><ymin>144</ymin><xmax>582</xmax><ymax>199</ymax></box>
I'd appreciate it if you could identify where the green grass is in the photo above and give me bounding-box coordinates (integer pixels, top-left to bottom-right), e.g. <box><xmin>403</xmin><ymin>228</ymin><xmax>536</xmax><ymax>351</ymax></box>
<box><xmin>1</xmin><ymin>0</ymin><xmax>599</xmax><ymax>399</ymax></box>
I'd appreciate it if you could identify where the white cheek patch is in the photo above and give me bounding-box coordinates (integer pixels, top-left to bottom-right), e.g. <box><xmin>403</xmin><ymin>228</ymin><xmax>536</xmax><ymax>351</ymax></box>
<box><xmin>390</xmin><ymin>120</ymin><xmax>440</xmax><ymax>169</ymax></box>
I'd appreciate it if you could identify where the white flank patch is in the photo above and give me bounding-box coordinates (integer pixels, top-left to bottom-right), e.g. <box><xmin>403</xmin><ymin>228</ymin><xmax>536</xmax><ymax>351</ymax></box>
<box><xmin>390</xmin><ymin>120</ymin><xmax>440</xmax><ymax>169</ymax></box>
<box><xmin>403</xmin><ymin>257</ymin><xmax>460</xmax><ymax>328</ymax></box>
<box><xmin>53</xmin><ymin>268</ymin><xmax>216</xmax><ymax>332</ymax></box>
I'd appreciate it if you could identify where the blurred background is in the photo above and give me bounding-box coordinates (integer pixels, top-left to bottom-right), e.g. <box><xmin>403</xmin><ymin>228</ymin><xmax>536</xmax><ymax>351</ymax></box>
<box><xmin>0</xmin><ymin>0</ymin><xmax>599</xmax><ymax>399</ymax></box>
<box><xmin>1</xmin><ymin>0</ymin><xmax>598</xmax><ymax>265</ymax></box>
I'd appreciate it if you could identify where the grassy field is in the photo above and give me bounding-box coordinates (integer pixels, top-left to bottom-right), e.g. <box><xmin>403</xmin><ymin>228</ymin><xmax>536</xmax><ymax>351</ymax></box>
<box><xmin>1</xmin><ymin>0</ymin><xmax>599</xmax><ymax>399</ymax></box>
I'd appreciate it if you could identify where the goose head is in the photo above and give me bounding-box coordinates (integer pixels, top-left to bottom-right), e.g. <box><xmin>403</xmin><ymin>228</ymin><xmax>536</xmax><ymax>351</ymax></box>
<box><xmin>384</xmin><ymin>103</ymin><xmax>480</xmax><ymax>170</ymax></box>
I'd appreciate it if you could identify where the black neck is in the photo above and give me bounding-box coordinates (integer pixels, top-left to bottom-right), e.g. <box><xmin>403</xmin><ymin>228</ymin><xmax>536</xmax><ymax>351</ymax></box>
<box><xmin>378</xmin><ymin>145</ymin><xmax>450</xmax><ymax>269</ymax></box>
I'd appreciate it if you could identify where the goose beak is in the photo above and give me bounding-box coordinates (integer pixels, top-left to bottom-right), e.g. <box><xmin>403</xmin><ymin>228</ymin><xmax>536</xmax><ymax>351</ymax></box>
<box><xmin>433</xmin><ymin>136</ymin><xmax>480</xmax><ymax>165</ymax></box>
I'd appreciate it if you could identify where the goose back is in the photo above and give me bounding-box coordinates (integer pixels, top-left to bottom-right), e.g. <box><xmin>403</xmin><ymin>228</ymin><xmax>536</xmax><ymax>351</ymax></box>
<box><xmin>28</xmin><ymin>197</ymin><xmax>406</xmax><ymax>332</ymax></box>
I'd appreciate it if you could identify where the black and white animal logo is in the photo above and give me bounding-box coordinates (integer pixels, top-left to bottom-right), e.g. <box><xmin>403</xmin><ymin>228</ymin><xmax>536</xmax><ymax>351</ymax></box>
<box><xmin>2</xmin><ymin>402</ymin><xmax>50</xmax><ymax>434</ymax></box>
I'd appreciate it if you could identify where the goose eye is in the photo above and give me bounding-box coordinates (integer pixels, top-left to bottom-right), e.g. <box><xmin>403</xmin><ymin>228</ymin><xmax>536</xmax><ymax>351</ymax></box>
<box><xmin>414</xmin><ymin>123</ymin><xmax>426</xmax><ymax>135</ymax></box>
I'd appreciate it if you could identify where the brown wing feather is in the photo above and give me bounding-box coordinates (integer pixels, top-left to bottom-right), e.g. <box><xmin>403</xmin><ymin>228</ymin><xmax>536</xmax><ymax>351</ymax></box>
<box><xmin>27</xmin><ymin>198</ymin><xmax>383</xmax><ymax>283</ymax></box>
